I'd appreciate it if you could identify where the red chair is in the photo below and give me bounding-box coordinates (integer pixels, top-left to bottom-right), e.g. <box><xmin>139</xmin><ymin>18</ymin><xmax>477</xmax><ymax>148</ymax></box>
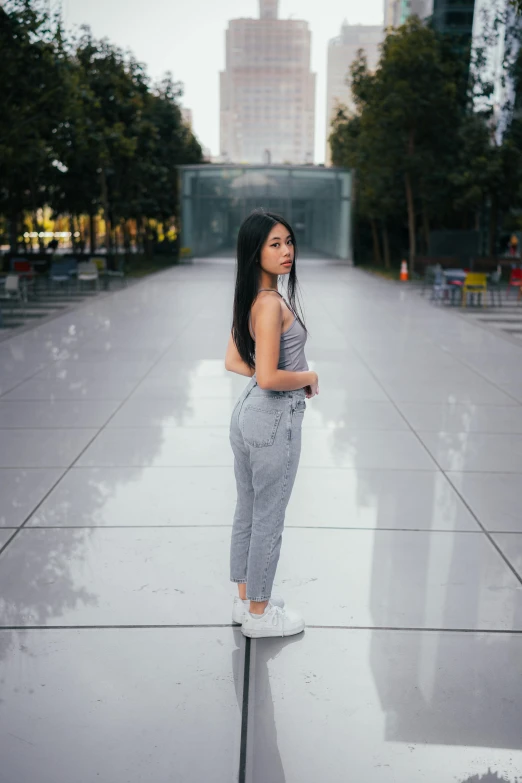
<box><xmin>12</xmin><ymin>260</ymin><xmax>34</xmax><ymax>281</ymax></box>
<box><xmin>507</xmin><ymin>268</ymin><xmax>522</xmax><ymax>298</ymax></box>
<box><xmin>11</xmin><ymin>260</ymin><xmax>35</xmax><ymax>299</ymax></box>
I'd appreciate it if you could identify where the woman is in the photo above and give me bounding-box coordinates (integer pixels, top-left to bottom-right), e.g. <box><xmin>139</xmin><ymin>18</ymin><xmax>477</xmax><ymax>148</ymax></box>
<box><xmin>225</xmin><ymin>210</ymin><xmax>319</xmax><ymax>638</ymax></box>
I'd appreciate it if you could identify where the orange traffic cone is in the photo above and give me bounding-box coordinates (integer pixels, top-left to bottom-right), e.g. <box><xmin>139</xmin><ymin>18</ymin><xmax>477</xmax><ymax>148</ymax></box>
<box><xmin>400</xmin><ymin>260</ymin><xmax>408</xmax><ymax>281</ymax></box>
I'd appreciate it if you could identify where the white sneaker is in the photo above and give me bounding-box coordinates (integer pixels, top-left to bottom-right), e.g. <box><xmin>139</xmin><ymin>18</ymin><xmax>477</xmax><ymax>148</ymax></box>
<box><xmin>241</xmin><ymin>603</ymin><xmax>305</xmax><ymax>638</ymax></box>
<box><xmin>232</xmin><ymin>595</ymin><xmax>284</xmax><ymax>625</ymax></box>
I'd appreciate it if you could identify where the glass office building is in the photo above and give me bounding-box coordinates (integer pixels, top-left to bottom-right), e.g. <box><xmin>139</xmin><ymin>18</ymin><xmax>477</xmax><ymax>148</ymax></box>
<box><xmin>179</xmin><ymin>165</ymin><xmax>352</xmax><ymax>260</ymax></box>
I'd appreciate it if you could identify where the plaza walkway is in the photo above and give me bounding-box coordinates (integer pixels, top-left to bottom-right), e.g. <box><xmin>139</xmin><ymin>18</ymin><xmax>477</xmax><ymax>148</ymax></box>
<box><xmin>1</xmin><ymin>258</ymin><xmax>522</xmax><ymax>783</ymax></box>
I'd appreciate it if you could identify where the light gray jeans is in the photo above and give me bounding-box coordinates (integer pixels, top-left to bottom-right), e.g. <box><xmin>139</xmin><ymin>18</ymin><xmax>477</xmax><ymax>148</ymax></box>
<box><xmin>229</xmin><ymin>373</ymin><xmax>306</xmax><ymax>601</ymax></box>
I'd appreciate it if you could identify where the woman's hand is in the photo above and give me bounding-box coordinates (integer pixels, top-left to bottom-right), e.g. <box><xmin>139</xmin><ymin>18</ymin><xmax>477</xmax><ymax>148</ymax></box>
<box><xmin>304</xmin><ymin>372</ymin><xmax>319</xmax><ymax>398</ymax></box>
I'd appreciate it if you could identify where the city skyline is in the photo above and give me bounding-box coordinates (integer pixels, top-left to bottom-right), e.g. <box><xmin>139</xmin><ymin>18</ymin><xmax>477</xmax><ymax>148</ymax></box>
<box><xmin>220</xmin><ymin>0</ymin><xmax>316</xmax><ymax>164</ymax></box>
<box><xmin>325</xmin><ymin>22</ymin><xmax>383</xmax><ymax>165</ymax></box>
<box><xmin>61</xmin><ymin>0</ymin><xmax>385</xmax><ymax>164</ymax></box>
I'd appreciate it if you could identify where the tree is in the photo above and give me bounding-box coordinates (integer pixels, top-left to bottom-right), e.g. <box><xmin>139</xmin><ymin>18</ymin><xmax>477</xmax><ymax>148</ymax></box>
<box><xmin>328</xmin><ymin>17</ymin><xmax>506</xmax><ymax>269</ymax></box>
<box><xmin>365</xmin><ymin>19</ymin><xmax>463</xmax><ymax>270</ymax></box>
<box><xmin>330</xmin><ymin>96</ymin><xmax>404</xmax><ymax>268</ymax></box>
<box><xmin>0</xmin><ymin>0</ymin><xmax>204</xmax><ymax>254</ymax></box>
<box><xmin>0</xmin><ymin>1</ymin><xmax>70</xmax><ymax>251</ymax></box>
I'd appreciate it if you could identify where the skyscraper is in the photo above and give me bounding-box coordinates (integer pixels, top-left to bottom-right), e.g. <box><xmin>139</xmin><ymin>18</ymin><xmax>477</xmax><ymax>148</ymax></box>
<box><xmin>325</xmin><ymin>22</ymin><xmax>383</xmax><ymax>165</ymax></box>
<box><xmin>220</xmin><ymin>0</ymin><xmax>316</xmax><ymax>164</ymax></box>
<box><xmin>383</xmin><ymin>0</ymin><xmax>478</xmax><ymax>37</ymax></box>
<box><xmin>384</xmin><ymin>0</ymin><xmax>434</xmax><ymax>28</ymax></box>
<box><xmin>432</xmin><ymin>0</ymin><xmax>475</xmax><ymax>39</ymax></box>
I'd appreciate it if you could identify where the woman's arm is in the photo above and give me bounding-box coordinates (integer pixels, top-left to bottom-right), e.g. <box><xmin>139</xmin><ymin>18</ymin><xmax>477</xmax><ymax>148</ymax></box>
<box><xmin>254</xmin><ymin>297</ymin><xmax>316</xmax><ymax>391</ymax></box>
<box><xmin>225</xmin><ymin>332</ymin><xmax>255</xmax><ymax>377</ymax></box>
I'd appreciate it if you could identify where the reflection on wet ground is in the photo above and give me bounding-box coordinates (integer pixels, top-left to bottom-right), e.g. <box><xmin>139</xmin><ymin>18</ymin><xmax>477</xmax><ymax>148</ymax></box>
<box><xmin>0</xmin><ymin>259</ymin><xmax>521</xmax><ymax>782</ymax></box>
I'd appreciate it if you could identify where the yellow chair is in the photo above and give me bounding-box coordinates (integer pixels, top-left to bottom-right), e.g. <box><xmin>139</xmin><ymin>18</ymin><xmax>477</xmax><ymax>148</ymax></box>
<box><xmin>462</xmin><ymin>273</ymin><xmax>488</xmax><ymax>307</ymax></box>
<box><xmin>92</xmin><ymin>256</ymin><xmax>107</xmax><ymax>272</ymax></box>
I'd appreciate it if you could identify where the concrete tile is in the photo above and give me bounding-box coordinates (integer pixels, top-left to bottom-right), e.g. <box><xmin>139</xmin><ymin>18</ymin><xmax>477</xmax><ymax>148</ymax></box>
<box><xmin>108</xmin><ymin>397</ymin><xmax>236</xmax><ymax>428</ymax></box>
<box><xmin>0</xmin><ymin>429</ymin><xmax>97</xmax><ymax>468</ymax></box>
<box><xmin>77</xmin><ymin>427</ymin><xmax>437</xmax><ymax>470</ymax></box>
<box><xmin>286</xmin><ymin>469</ymin><xmax>478</xmax><ymax>530</ymax></box>
<box><xmin>398</xmin><ymin>402</ymin><xmax>522</xmax><ymax>433</ymax></box>
<box><xmin>0</xmin><ymin>527</ymin><xmax>233</xmax><ymax>626</ymax></box>
<box><xmin>0</xmin><ymin>368</ymin><xmax>41</xmax><ymax>397</ymax></box>
<box><xmin>0</xmin><ymin>529</ymin><xmax>14</xmax><ymax>547</ymax></box>
<box><xmin>0</xmin><ymin>400</ymin><xmax>120</xmax><ymax>428</ymax></box>
<box><xmin>0</xmin><ymin>628</ymin><xmax>242</xmax><ymax>783</ymax></box>
<box><xmin>107</xmin><ymin>397</ymin><xmax>409</xmax><ymax>431</ymax></box>
<box><xmin>498</xmin><ymin>382</ymin><xmax>522</xmax><ymax>403</ymax></box>
<box><xmin>29</xmin><ymin>466</ymin><xmax>237</xmax><ymax>528</ymax></box>
<box><xmin>302</xmin><ymin>398</ymin><xmax>408</xmax><ymax>430</ymax></box>
<box><xmin>2</xmin><ymin>376</ymin><xmax>138</xmax><ymax>401</ymax></box>
<box><xmin>314</xmin><ymin>377</ymin><xmax>388</xmax><ymax>402</ymax></box>
<box><xmin>299</xmin><ymin>429</ymin><xmax>437</xmax><ymax>469</ymax></box>
<box><xmin>491</xmin><ymin>533</ymin><xmax>522</xmax><ymax>581</ymax></box>
<box><xmin>418</xmin><ymin>432</ymin><xmax>522</xmax><ymax>472</ymax></box>
<box><xmin>246</xmin><ymin>630</ymin><xmax>522</xmax><ymax>783</ymax></box>
<box><xmin>273</xmin><ymin>528</ymin><xmax>522</xmax><ymax>630</ymax></box>
<box><xmin>62</xmin><ymin>347</ymin><xmax>163</xmax><ymax>364</ymax></box>
<box><xmin>148</xmin><ymin>359</ymin><xmax>231</xmax><ymax>378</ymax></box>
<box><xmin>76</xmin><ymin>427</ymin><xmax>232</xmax><ymax>467</ymax></box>
<box><xmin>2</xmin><ymin>258</ymin><xmax>522</xmax><ymax>781</ymax></box>
<box><xmin>34</xmin><ymin>360</ymin><xmax>152</xmax><ymax>380</ymax></box>
<box><xmin>382</xmin><ymin>379</ymin><xmax>517</xmax><ymax>405</ymax></box>
<box><xmin>131</xmin><ymin>375</ymin><xmax>248</xmax><ymax>400</ymax></box>
<box><xmin>0</xmin><ymin>469</ymin><xmax>63</xmax><ymax>527</ymax></box>
<box><xmin>447</xmin><ymin>473</ymin><xmax>522</xmax><ymax>532</ymax></box>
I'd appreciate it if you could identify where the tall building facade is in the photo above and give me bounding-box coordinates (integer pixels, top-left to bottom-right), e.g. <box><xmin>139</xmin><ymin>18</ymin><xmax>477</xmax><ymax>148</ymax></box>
<box><xmin>220</xmin><ymin>0</ymin><xmax>316</xmax><ymax>164</ymax></box>
<box><xmin>432</xmin><ymin>0</ymin><xmax>475</xmax><ymax>38</ymax></box>
<box><xmin>325</xmin><ymin>22</ymin><xmax>383</xmax><ymax>165</ymax></box>
<box><xmin>471</xmin><ymin>0</ymin><xmax>521</xmax><ymax>142</ymax></box>
<box><xmin>384</xmin><ymin>0</ymin><xmax>434</xmax><ymax>28</ymax></box>
<box><xmin>383</xmin><ymin>0</ymin><xmax>478</xmax><ymax>36</ymax></box>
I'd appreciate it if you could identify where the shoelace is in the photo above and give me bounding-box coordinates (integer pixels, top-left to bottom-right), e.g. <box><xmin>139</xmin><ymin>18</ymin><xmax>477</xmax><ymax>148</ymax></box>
<box><xmin>271</xmin><ymin>606</ymin><xmax>285</xmax><ymax>634</ymax></box>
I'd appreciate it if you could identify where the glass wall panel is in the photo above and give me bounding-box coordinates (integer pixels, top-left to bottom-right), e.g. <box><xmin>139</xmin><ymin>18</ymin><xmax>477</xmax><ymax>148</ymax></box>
<box><xmin>180</xmin><ymin>165</ymin><xmax>352</xmax><ymax>260</ymax></box>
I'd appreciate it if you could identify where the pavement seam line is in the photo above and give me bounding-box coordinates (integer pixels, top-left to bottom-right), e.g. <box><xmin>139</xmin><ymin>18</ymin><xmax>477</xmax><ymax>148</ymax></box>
<box><xmin>0</xmin><ymin>625</ymin><xmax>520</xmax><ymax>633</ymax></box>
<box><xmin>238</xmin><ymin>637</ymin><xmax>251</xmax><ymax>783</ymax></box>
<box><xmin>321</xmin><ymin>283</ymin><xmax>522</xmax><ymax>586</ymax></box>
<box><xmin>0</xmin><ymin>293</ymin><xmax>202</xmax><ymax>560</ymax></box>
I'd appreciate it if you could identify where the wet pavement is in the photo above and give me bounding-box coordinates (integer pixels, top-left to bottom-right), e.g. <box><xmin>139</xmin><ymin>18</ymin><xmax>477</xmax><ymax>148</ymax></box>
<box><xmin>0</xmin><ymin>258</ymin><xmax>521</xmax><ymax>783</ymax></box>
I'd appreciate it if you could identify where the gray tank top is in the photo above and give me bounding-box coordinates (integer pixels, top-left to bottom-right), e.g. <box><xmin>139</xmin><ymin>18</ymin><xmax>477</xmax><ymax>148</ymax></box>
<box><xmin>248</xmin><ymin>289</ymin><xmax>309</xmax><ymax>372</ymax></box>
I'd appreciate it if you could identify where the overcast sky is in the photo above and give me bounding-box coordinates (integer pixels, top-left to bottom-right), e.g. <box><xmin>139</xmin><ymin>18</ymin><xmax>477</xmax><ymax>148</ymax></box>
<box><xmin>62</xmin><ymin>0</ymin><xmax>384</xmax><ymax>163</ymax></box>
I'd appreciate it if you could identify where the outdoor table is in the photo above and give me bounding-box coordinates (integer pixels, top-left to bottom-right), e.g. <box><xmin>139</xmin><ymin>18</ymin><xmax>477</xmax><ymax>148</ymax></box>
<box><xmin>443</xmin><ymin>268</ymin><xmax>466</xmax><ymax>282</ymax></box>
<box><xmin>443</xmin><ymin>269</ymin><xmax>466</xmax><ymax>304</ymax></box>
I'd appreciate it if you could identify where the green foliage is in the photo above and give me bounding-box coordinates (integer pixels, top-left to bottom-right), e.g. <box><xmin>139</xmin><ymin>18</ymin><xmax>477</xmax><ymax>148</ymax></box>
<box><xmin>329</xmin><ymin>12</ymin><xmax>522</xmax><ymax>267</ymax></box>
<box><xmin>0</xmin><ymin>0</ymin><xmax>203</xmax><ymax>251</ymax></box>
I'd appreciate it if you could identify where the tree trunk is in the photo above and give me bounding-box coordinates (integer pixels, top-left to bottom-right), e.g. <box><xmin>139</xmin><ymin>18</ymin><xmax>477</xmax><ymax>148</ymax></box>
<box><xmin>33</xmin><ymin>210</ymin><xmax>44</xmax><ymax>253</ymax></box>
<box><xmin>404</xmin><ymin>172</ymin><xmax>416</xmax><ymax>273</ymax></box>
<box><xmin>8</xmin><ymin>190</ymin><xmax>19</xmax><ymax>255</ymax></box>
<box><xmin>488</xmin><ymin>193</ymin><xmax>498</xmax><ymax>257</ymax></box>
<box><xmin>136</xmin><ymin>215</ymin><xmax>145</xmax><ymax>254</ymax></box>
<box><xmin>76</xmin><ymin>216</ymin><xmax>85</xmax><ymax>254</ymax></box>
<box><xmin>69</xmin><ymin>215</ymin><xmax>76</xmax><ymax>253</ymax></box>
<box><xmin>382</xmin><ymin>223</ymin><xmax>391</xmax><ymax>269</ymax></box>
<box><xmin>422</xmin><ymin>202</ymin><xmax>430</xmax><ymax>254</ymax></box>
<box><xmin>89</xmin><ymin>214</ymin><xmax>97</xmax><ymax>253</ymax></box>
<box><xmin>22</xmin><ymin>221</ymin><xmax>30</xmax><ymax>254</ymax></box>
<box><xmin>371</xmin><ymin>219</ymin><xmax>382</xmax><ymax>266</ymax></box>
<box><xmin>145</xmin><ymin>219</ymin><xmax>153</xmax><ymax>259</ymax></box>
<box><xmin>99</xmin><ymin>167</ymin><xmax>112</xmax><ymax>253</ymax></box>
<box><xmin>122</xmin><ymin>219</ymin><xmax>131</xmax><ymax>252</ymax></box>
<box><xmin>113</xmin><ymin>221</ymin><xmax>119</xmax><ymax>254</ymax></box>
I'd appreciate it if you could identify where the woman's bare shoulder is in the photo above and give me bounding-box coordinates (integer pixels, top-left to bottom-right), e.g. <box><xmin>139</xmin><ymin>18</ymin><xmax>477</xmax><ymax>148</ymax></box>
<box><xmin>251</xmin><ymin>292</ymin><xmax>284</xmax><ymax>320</ymax></box>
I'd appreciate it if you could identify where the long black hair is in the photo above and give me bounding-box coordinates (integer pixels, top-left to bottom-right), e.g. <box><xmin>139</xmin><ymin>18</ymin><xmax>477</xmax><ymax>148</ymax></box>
<box><xmin>231</xmin><ymin>209</ymin><xmax>308</xmax><ymax>369</ymax></box>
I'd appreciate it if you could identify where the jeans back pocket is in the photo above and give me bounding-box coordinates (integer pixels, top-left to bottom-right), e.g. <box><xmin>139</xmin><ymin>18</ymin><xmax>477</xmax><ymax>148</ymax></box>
<box><xmin>241</xmin><ymin>404</ymin><xmax>283</xmax><ymax>448</ymax></box>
